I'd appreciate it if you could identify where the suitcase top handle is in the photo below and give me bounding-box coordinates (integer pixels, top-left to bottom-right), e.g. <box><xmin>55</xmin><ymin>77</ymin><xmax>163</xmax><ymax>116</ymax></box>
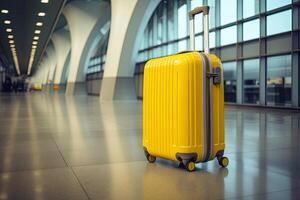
<box><xmin>188</xmin><ymin>6</ymin><xmax>209</xmax><ymax>19</ymax></box>
<box><xmin>188</xmin><ymin>6</ymin><xmax>210</xmax><ymax>54</ymax></box>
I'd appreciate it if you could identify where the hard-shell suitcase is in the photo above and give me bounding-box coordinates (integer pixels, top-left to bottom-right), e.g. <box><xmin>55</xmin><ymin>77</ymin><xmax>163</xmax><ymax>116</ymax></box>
<box><xmin>143</xmin><ymin>6</ymin><xmax>228</xmax><ymax>171</ymax></box>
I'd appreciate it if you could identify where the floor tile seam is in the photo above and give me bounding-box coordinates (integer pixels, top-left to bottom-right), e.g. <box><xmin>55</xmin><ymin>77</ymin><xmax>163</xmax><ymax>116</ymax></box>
<box><xmin>69</xmin><ymin>167</ymin><xmax>92</xmax><ymax>200</ymax></box>
<box><xmin>50</xmin><ymin>133</ymin><xmax>91</xmax><ymax>200</ymax></box>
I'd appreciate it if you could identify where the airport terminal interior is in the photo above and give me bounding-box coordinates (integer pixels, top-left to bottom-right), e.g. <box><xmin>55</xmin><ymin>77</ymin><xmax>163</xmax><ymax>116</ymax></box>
<box><xmin>0</xmin><ymin>0</ymin><xmax>300</xmax><ymax>199</ymax></box>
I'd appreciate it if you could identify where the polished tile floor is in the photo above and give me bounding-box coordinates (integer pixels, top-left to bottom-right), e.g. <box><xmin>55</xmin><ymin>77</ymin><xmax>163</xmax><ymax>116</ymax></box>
<box><xmin>0</xmin><ymin>93</ymin><xmax>300</xmax><ymax>200</ymax></box>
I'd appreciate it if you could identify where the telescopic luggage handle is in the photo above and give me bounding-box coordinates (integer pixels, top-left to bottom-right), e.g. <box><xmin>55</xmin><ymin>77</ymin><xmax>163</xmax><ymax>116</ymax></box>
<box><xmin>189</xmin><ymin>6</ymin><xmax>210</xmax><ymax>54</ymax></box>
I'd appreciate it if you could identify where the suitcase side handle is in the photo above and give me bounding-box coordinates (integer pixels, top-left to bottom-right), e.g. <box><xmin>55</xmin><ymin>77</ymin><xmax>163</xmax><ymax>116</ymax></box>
<box><xmin>188</xmin><ymin>6</ymin><xmax>209</xmax><ymax>54</ymax></box>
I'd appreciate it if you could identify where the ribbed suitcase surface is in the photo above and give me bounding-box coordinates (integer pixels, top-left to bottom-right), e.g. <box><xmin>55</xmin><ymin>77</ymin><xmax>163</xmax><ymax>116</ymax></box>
<box><xmin>143</xmin><ymin>52</ymin><xmax>225</xmax><ymax>163</ymax></box>
<box><xmin>143</xmin><ymin>5</ymin><xmax>227</xmax><ymax>171</ymax></box>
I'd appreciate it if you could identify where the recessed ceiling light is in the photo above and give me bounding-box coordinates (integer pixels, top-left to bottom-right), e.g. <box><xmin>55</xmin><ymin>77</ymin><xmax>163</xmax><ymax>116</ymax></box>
<box><xmin>9</xmin><ymin>40</ymin><xmax>14</xmax><ymax>44</ymax></box>
<box><xmin>36</xmin><ymin>22</ymin><xmax>43</xmax><ymax>26</ymax></box>
<box><xmin>10</xmin><ymin>44</ymin><xmax>15</xmax><ymax>48</ymax></box>
<box><xmin>38</xmin><ymin>12</ymin><xmax>46</xmax><ymax>17</ymax></box>
<box><xmin>6</xmin><ymin>28</ymin><xmax>12</xmax><ymax>32</ymax></box>
<box><xmin>32</xmin><ymin>45</ymin><xmax>37</xmax><ymax>49</ymax></box>
<box><xmin>1</xmin><ymin>10</ymin><xmax>9</xmax><ymax>14</ymax></box>
<box><xmin>41</xmin><ymin>0</ymin><xmax>49</xmax><ymax>3</ymax></box>
<box><xmin>4</xmin><ymin>20</ymin><xmax>11</xmax><ymax>24</ymax></box>
<box><xmin>35</xmin><ymin>30</ymin><xmax>41</xmax><ymax>34</ymax></box>
<box><xmin>11</xmin><ymin>47</ymin><xmax>16</xmax><ymax>51</ymax></box>
<box><xmin>8</xmin><ymin>35</ymin><xmax>13</xmax><ymax>39</ymax></box>
<box><xmin>33</xmin><ymin>36</ymin><xmax>39</xmax><ymax>40</ymax></box>
<box><xmin>32</xmin><ymin>41</ymin><xmax>38</xmax><ymax>45</ymax></box>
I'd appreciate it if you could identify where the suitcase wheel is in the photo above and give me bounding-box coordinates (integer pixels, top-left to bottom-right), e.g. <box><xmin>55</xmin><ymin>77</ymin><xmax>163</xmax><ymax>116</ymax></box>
<box><xmin>185</xmin><ymin>161</ymin><xmax>196</xmax><ymax>172</ymax></box>
<box><xmin>146</xmin><ymin>155</ymin><xmax>156</xmax><ymax>163</ymax></box>
<box><xmin>218</xmin><ymin>156</ymin><xmax>229</xmax><ymax>168</ymax></box>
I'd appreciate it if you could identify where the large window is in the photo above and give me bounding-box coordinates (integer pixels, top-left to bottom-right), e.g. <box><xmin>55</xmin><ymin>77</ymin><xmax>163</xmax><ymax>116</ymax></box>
<box><xmin>167</xmin><ymin>0</ymin><xmax>176</xmax><ymax>41</ymax></box>
<box><xmin>208</xmin><ymin>0</ymin><xmax>216</xmax><ymax>28</ymax></box>
<box><xmin>267</xmin><ymin>10</ymin><xmax>292</xmax><ymax>36</ymax></box>
<box><xmin>195</xmin><ymin>35</ymin><xmax>203</xmax><ymax>51</ymax></box>
<box><xmin>221</xmin><ymin>0</ymin><xmax>237</xmax><ymax>25</ymax></box>
<box><xmin>157</xmin><ymin>3</ymin><xmax>165</xmax><ymax>45</ymax></box>
<box><xmin>178</xmin><ymin>0</ymin><xmax>187</xmax><ymax>38</ymax></box>
<box><xmin>243</xmin><ymin>0</ymin><xmax>259</xmax><ymax>18</ymax></box>
<box><xmin>86</xmin><ymin>33</ymin><xmax>109</xmax><ymax>75</ymax></box>
<box><xmin>221</xmin><ymin>25</ymin><xmax>237</xmax><ymax>46</ymax></box>
<box><xmin>191</xmin><ymin>0</ymin><xmax>202</xmax><ymax>9</ymax></box>
<box><xmin>209</xmin><ymin>32</ymin><xmax>216</xmax><ymax>48</ymax></box>
<box><xmin>136</xmin><ymin>0</ymin><xmax>299</xmax><ymax>107</ymax></box>
<box><xmin>267</xmin><ymin>0</ymin><xmax>291</xmax><ymax>11</ymax></box>
<box><xmin>267</xmin><ymin>55</ymin><xmax>292</xmax><ymax>106</ymax></box>
<box><xmin>148</xmin><ymin>19</ymin><xmax>154</xmax><ymax>48</ymax></box>
<box><xmin>191</xmin><ymin>0</ymin><xmax>203</xmax><ymax>34</ymax></box>
<box><xmin>223</xmin><ymin>62</ymin><xmax>237</xmax><ymax>103</ymax></box>
<box><xmin>178</xmin><ymin>0</ymin><xmax>188</xmax><ymax>51</ymax></box>
<box><xmin>243</xmin><ymin>19</ymin><xmax>260</xmax><ymax>41</ymax></box>
<box><xmin>243</xmin><ymin>59</ymin><xmax>260</xmax><ymax>104</ymax></box>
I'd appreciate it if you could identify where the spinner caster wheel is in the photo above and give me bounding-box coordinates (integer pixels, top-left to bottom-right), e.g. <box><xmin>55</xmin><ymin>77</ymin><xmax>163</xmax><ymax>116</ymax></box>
<box><xmin>218</xmin><ymin>156</ymin><xmax>229</xmax><ymax>168</ymax></box>
<box><xmin>185</xmin><ymin>161</ymin><xmax>196</xmax><ymax>172</ymax></box>
<box><xmin>146</xmin><ymin>155</ymin><xmax>156</xmax><ymax>163</ymax></box>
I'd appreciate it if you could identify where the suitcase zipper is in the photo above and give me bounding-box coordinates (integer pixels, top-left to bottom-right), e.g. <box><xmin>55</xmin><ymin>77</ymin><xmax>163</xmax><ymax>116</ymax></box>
<box><xmin>201</xmin><ymin>53</ymin><xmax>214</xmax><ymax>162</ymax></box>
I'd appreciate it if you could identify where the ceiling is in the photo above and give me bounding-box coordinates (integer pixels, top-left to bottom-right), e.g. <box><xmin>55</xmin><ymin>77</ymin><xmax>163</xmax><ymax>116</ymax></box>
<box><xmin>0</xmin><ymin>0</ymin><xmax>66</xmax><ymax>75</ymax></box>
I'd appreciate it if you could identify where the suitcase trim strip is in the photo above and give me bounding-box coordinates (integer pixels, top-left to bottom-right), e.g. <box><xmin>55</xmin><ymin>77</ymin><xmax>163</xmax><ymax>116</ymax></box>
<box><xmin>200</xmin><ymin>53</ymin><xmax>208</xmax><ymax>162</ymax></box>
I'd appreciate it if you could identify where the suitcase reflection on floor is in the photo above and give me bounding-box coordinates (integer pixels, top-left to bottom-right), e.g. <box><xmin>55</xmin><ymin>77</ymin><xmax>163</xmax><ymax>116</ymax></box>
<box><xmin>142</xmin><ymin>160</ymin><xmax>228</xmax><ymax>199</ymax></box>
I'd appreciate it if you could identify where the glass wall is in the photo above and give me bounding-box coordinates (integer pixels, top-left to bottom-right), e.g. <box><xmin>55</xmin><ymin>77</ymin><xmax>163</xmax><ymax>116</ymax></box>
<box><xmin>267</xmin><ymin>10</ymin><xmax>292</xmax><ymax>36</ymax></box>
<box><xmin>243</xmin><ymin>59</ymin><xmax>260</xmax><ymax>104</ymax></box>
<box><xmin>243</xmin><ymin>0</ymin><xmax>259</xmax><ymax>18</ymax></box>
<box><xmin>221</xmin><ymin>26</ymin><xmax>237</xmax><ymax>46</ymax></box>
<box><xmin>220</xmin><ymin>0</ymin><xmax>236</xmax><ymax>25</ymax></box>
<box><xmin>267</xmin><ymin>55</ymin><xmax>292</xmax><ymax>106</ymax></box>
<box><xmin>223</xmin><ymin>62</ymin><xmax>237</xmax><ymax>103</ymax></box>
<box><xmin>86</xmin><ymin>33</ymin><xmax>109</xmax><ymax>75</ymax></box>
<box><xmin>243</xmin><ymin>19</ymin><xmax>260</xmax><ymax>41</ymax></box>
<box><xmin>136</xmin><ymin>0</ymin><xmax>299</xmax><ymax>107</ymax></box>
<box><xmin>267</xmin><ymin>0</ymin><xmax>291</xmax><ymax>11</ymax></box>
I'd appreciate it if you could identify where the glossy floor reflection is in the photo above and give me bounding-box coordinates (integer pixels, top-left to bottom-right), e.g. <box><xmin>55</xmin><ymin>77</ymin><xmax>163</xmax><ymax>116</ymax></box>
<box><xmin>0</xmin><ymin>94</ymin><xmax>300</xmax><ymax>200</ymax></box>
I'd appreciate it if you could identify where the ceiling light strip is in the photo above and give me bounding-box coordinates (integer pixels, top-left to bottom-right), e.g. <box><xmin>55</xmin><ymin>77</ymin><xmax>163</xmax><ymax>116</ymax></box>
<box><xmin>28</xmin><ymin>0</ymin><xmax>48</xmax><ymax>75</ymax></box>
<box><xmin>1</xmin><ymin>10</ymin><xmax>9</xmax><ymax>14</ymax></box>
<box><xmin>11</xmin><ymin>49</ymin><xmax>20</xmax><ymax>75</ymax></box>
<box><xmin>27</xmin><ymin>46</ymin><xmax>38</xmax><ymax>75</ymax></box>
<box><xmin>38</xmin><ymin>12</ymin><xmax>46</xmax><ymax>17</ymax></box>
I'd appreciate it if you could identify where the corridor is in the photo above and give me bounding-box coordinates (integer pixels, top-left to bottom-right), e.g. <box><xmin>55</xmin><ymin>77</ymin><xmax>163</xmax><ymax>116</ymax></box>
<box><xmin>0</xmin><ymin>94</ymin><xmax>299</xmax><ymax>199</ymax></box>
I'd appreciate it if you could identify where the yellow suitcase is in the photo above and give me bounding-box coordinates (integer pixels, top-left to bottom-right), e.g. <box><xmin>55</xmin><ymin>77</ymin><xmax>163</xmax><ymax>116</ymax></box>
<box><xmin>143</xmin><ymin>6</ymin><xmax>228</xmax><ymax>171</ymax></box>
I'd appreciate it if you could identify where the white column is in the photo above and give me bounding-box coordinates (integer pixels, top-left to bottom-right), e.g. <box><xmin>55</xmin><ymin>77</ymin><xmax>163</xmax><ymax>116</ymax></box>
<box><xmin>46</xmin><ymin>44</ymin><xmax>57</xmax><ymax>86</ymax></box>
<box><xmin>101</xmin><ymin>0</ymin><xmax>160</xmax><ymax>100</ymax></box>
<box><xmin>63</xmin><ymin>0</ymin><xmax>110</xmax><ymax>95</ymax></box>
<box><xmin>51</xmin><ymin>29</ymin><xmax>71</xmax><ymax>86</ymax></box>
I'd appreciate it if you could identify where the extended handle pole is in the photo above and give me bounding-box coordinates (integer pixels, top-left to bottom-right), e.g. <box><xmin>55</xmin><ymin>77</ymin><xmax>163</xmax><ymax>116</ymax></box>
<box><xmin>189</xmin><ymin>6</ymin><xmax>210</xmax><ymax>54</ymax></box>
